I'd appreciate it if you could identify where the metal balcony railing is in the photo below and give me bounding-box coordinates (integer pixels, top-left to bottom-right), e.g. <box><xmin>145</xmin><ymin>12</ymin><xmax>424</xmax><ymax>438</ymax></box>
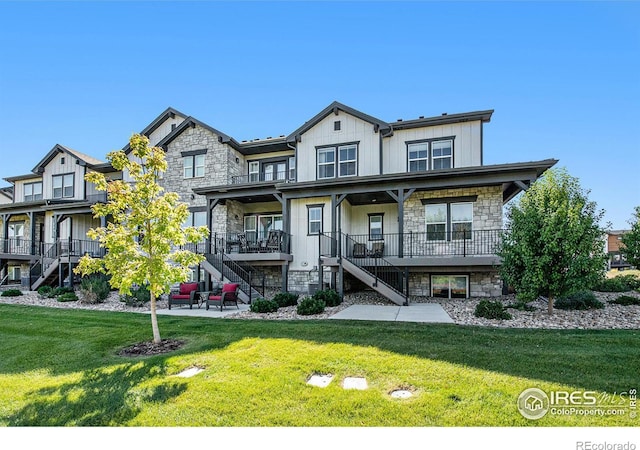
<box><xmin>230</xmin><ymin>171</ymin><xmax>294</xmax><ymax>185</ymax></box>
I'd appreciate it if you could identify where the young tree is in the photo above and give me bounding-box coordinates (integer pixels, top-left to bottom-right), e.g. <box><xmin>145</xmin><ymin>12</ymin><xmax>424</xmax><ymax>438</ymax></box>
<box><xmin>74</xmin><ymin>134</ymin><xmax>208</xmax><ymax>343</ymax></box>
<box><xmin>497</xmin><ymin>168</ymin><xmax>608</xmax><ymax>315</ymax></box>
<box><xmin>620</xmin><ymin>206</ymin><xmax>640</xmax><ymax>269</ymax></box>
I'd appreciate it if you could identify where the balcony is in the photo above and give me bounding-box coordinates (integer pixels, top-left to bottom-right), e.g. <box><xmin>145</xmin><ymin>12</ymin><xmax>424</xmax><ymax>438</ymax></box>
<box><xmin>344</xmin><ymin>230</ymin><xmax>502</xmax><ymax>258</ymax></box>
<box><xmin>209</xmin><ymin>231</ymin><xmax>292</xmax><ymax>262</ymax></box>
<box><xmin>230</xmin><ymin>171</ymin><xmax>294</xmax><ymax>185</ymax></box>
<box><xmin>1</xmin><ymin>238</ymin><xmax>105</xmax><ymax>259</ymax></box>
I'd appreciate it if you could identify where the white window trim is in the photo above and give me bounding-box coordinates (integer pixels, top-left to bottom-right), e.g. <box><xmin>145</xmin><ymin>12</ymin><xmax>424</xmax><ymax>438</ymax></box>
<box><xmin>317</xmin><ymin>148</ymin><xmax>335</xmax><ymax>180</ymax></box>
<box><xmin>338</xmin><ymin>144</ymin><xmax>357</xmax><ymax>178</ymax></box>
<box><xmin>248</xmin><ymin>161</ymin><xmax>260</xmax><ymax>182</ymax></box>
<box><xmin>308</xmin><ymin>206</ymin><xmax>323</xmax><ymax>235</ymax></box>
<box><xmin>52</xmin><ymin>174</ymin><xmax>74</xmax><ymax>199</ymax></box>
<box><xmin>407</xmin><ymin>138</ymin><xmax>454</xmax><ymax>172</ymax></box>
<box><xmin>450</xmin><ymin>202</ymin><xmax>474</xmax><ymax>241</ymax></box>
<box><xmin>425</xmin><ymin>203</ymin><xmax>448</xmax><ymax>241</ymax></box>
<box><xmin>194</xmin><ymin>154</ymin><xmax>205</xmax><ymax>178</ymax></box>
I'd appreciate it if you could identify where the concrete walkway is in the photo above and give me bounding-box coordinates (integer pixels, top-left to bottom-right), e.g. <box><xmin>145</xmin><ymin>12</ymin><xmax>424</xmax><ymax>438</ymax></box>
<box><xmin>329</xmin><ymin>303</ymin><xmax>454</xmax><ymax>324</ymax></box>
<box><xmin>150</xmin><ymin>302</ymin><xmax>454</xmax><ymax>324</ymax></box>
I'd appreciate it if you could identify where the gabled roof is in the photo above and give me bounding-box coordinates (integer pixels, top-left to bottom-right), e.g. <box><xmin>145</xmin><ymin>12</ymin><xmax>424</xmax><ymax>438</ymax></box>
<box><xmin>123</xmin><ymin>106</ymin><xmax>188</xmax><ymax>154</ymax></box>
<box><xmin>0</xmin><ymin>186</ymin><xmax>13</xmax><ymax>200</ymax></box>
<box><xmin>32</xmin><ymin>144</ymin><xmax>105</xmax><ymax>174</ymax></box>
<box><xmin>156</xmin><ymin>116</ymin><xmax>241</xmax><ymax>150</ymax></box>
<box><xmin>286</xmin><ymin>101</ymin><xmax>391</xmax><ymax>142</ymax></box>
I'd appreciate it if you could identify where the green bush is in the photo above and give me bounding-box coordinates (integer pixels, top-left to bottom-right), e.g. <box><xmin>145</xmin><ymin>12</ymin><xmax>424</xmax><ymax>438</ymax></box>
<box><xmin>474</xmin><ymin>300</ymin><xmax>512</xmax><ymax>320</ymax></box>
<box><xmin>554</xmin><ymin>290</ymin><xmax>604</xmax><ymax>310</ymax></box>
<box><xmin>250</xmin><ymin>298</ymin><xmax>279</xmax><ymax>313</ymax></box>
<box><xmin>37</xmin><ymin>286</ymin><xmax>54</xmax><ymax>298</ymax></box>
<box><xmin>1</xmin><ymin>289</ymin><xmax>23</xmax><ymax>297</ymax></box>
<box><xmin>507</xmin><ymin>299</ymin><xmax>535</xmax><ymax>311</ymax></box>
<box><xmin>594</xmin><ymin>274</ymin><xmax>640</xmax><ymax>292</ymax></box>
<box><xmin>52</xmin><ymin>286</ymin><xmax>75</xmax><ymax>297</ymax></box>
<box><xmin>609</xmin><ymin>295</ymin><xmax>640</xmax><ymax>306</ymax></box>
<box><xmin>297</xmin><ymin>297</ymin><xmax>326</xmax><ymax>316</ymax></box>
<box><xmin>120</xmin><ymin>284</ymin><xmax>151</xmax><ymax>307</ymax></box>
<box><xmin>272</xmin><ymin>292</ymin><xmax>299</xmax><ymax>308</ymax></box>
<box><xmin>79</xmin><ymin>274</ymin><xmax>110</xmax><ymax>304</ymax></box>
<box><xmin>57</xmin><ymin>292</ymin><xmax>78</xmax><ymax>302</ymax></box>
<box><xmin>312</xmin><ymin>289</ymin><xmax>341</xmax><ymax>307</ymax></box>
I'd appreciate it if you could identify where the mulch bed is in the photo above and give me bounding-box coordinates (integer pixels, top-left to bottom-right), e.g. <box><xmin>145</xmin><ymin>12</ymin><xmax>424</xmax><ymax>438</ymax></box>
<box><xmin>118</xmin><ymin>339</ymin><xmax>185</xmax><ymax>357</ymax></box>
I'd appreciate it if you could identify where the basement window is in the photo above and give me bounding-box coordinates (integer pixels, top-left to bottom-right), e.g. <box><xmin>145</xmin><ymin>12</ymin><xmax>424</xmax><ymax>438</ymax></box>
<box><xmin>431</xmin><ymin>275</ymin><xmax>468</xmax><ymax>299</ymax></box>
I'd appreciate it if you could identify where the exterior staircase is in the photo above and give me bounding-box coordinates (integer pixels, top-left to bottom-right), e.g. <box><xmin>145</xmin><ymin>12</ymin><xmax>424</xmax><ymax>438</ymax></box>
<box><xmin>202</xmin><ymin>252</ymin><xmax>264</xmax><ymax>303</ymax></box>
<box><xmin>322</xmin><ymin>232</ymin><xmax>409</xmax><ymax>306</ymax></box>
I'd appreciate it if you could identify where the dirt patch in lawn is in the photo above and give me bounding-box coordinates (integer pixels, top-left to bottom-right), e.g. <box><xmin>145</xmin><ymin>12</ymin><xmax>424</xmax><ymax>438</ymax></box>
<box><xmin>118</xmin><ymin>339</ymin><xmax>186</xmax><ymax>357</ymax></box>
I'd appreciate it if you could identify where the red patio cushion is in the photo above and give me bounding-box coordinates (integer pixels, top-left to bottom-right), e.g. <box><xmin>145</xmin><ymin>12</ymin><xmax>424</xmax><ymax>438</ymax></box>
<box><xmin>208</xmin><ymin>295</ymin><xmax>222</xmax><ymax>301</ymax></box>
<box><xmin>179</xmin><ymin>282</ymin><xmax>199</xmax><ymax>295</ymax></box>
<box><xmin>171</xmin><ymin>294</ymin><xmax>191</xmax><ymax>300</ymax></box>
<box><xmin>222</xmin><ymin>283</ymin><xmax>239</xmax><ymax>293</ymax></box>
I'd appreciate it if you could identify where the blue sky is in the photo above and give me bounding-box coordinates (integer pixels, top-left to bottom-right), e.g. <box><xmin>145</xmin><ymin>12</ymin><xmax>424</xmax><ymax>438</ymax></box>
<box><xmin>0</xmin><ymin>1</ymin><xmax>638</xmax><ymax>229</ymax></box>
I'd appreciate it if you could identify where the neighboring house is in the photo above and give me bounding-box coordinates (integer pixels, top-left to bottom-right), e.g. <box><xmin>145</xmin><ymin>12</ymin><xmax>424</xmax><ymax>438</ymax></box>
<box><xmin>605</xmin><ymin>230</ymin><xmax>632</xmax><ymax>270</ymax></box>
<box><xmin>0</xmin><ymin>187</ymin><xmax>13</xmax><ymax>204</ymax></box>
<box><xmin>0</xmin><ymin>102</ymin><xmax>557</xmax><ymax>306</ymax></box>
<box><xmin>0</xmin><ymin>145</ymin><xmax>119</xmax><ymax>288</ymax></box>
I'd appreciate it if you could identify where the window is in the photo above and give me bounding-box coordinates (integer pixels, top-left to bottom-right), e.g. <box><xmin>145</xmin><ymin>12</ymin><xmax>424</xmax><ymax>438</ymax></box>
<box><xmin>432</xmin><ymin>140</ymin><xmax>453</xmax><ymax>170</ymax></box>
<box><xmin>431</xmin><ymin>275</ymin><xmax>468</xmax><ymax>299</ymax></box>
<box><xmin>425</xmin><ymin>204</ymin><xmax>447</xmax><ymax>241</ymax></box>
<box><xmin>425</xmin><ymin>201</ymin><xmax>473</xmax><ymax>241</ymax></box>
<box><xmin>288</xmin><ymin>157</ymin><xmax>296</xmax><ymax>180</ymax></box>
<box><xmin>407</xmin><ymin>138</ymin><xmax>453</xmax><ymax>172</ymax></box>
<box><xmin>317</xmin><ymin>148</ymin><xmax>335</xmax><ymax>179</ymax></box>
<box><xmin>244</xmin><ymin>216</ymin><xmax>257</xmax><ymax>242</ymax></box>
<box><xmin>317</xmin><ymin>144</ymin><xmax>358</xmax><ymax>179</ymax></box>
<box><xmin>264</xmin><ymin>162</ymin><xmax>286</xmax><ymax>181</ymax></box>
<box><xmin>52</xmin><ymin>174</ymin><xmax>74</xmax><ymax>198</ymax></box>
<box><xmin>248</xmin><ymin>161</ymin><xmax>260</xmax><ymax>182</ymax></box>
<box><xmin>183</xmin><ymin>154</ymin><xmax>205</xmax><ymax>178</ymax></box>
<box><xmin>408</xmin><ymin>143</ymin><xmax>428</xmax><ymax>172</ymax></box>
<box><xmin>338</xmin><ymin>145</ymin><xmax>357</xmax><ymax>177</ymax></box>
<box><xmin>451</xmin><ymin>203</ymin><xmax>473</xmax><ymax>240</ymax></box>
<box><xmin>8</xmin><ymin>222</ymin><xmax>24</xmax><ymax>241</ymax></box>
<box><xmin>308</xmin><ymin>206</ymin><xmax>323</xmax><ymax>235</ymax></box>
<box><xmin>369</xmin><ymin>214</ymin><xmax>384</xmax><ymax>240</ymax></box>
<box><xmin>182</xmin><ymin>211</ymin><xmax>206</xmax><ymax>228</ymax></box>
<box><xmin>334</xmin><ymin>120</ymin><xmax>341</xmax><ymax>131</ymax></box>
<box><xmin>24</xmin><ymin>182</ymin><xmax>43</xmax><ymax>202</ymax></box>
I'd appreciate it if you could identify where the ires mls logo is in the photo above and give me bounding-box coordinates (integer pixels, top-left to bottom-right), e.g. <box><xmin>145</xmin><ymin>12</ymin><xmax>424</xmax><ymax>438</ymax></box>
<box><xmin>517</xmin><ymin>388</ymin><xmax>637</xmax><ymax>420</ymax></box>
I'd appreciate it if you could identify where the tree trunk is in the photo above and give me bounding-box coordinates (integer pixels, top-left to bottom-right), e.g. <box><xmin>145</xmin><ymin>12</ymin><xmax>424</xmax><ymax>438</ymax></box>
<box><xmin>150</xmin><ymin>291</ymin><xmax>161</xmax><ymax>343</ymax></box>
<box><xmin>548</xmin><ymin>295</ymin><xmax>554</xmax><ymax>316</ymax></box>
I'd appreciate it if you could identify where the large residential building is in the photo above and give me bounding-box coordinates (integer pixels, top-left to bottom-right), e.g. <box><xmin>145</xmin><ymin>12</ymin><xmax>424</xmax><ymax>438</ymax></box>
<box><xmin>0</xmin><ymin>102</ymin><xmax>557</xmax><ymax>304</ymax></box>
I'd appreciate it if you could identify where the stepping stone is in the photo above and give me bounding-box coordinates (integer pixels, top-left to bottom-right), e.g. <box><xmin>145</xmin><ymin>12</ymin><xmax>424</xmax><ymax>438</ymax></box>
<box><xmin>175</xmin><ymin>367</ymin><xmax>204</xmax><ymax>378</ymax></box>
<box><xmin>307</xmin><ymin>374</ymin><xmax>334</xmax><ymax>388</ymax></box>
<box><xmin>342</xmin><ymin>377</ymin><xmax>368</xmax><ymax>390</ymax></box>
<box><xmin>390</xmin><ymin>389</ymin><xmax>413</xmax><ymax>399</ymax></box>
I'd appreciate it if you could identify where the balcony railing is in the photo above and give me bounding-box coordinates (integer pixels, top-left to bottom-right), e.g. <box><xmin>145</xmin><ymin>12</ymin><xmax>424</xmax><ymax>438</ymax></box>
<box><xmin>230</xmin><ymin>171</ymin><xmax>294</xmax><ymax>185</ymax></box>
<box><xmin>1</xmin><ymin>238</ymin><xmax>105</xmax><ymax>258</ymax></box>
<box><xmin>209</xmin><ymin>231</ymin><xmax>291</xmax><ymax>254</ymax></box>
<box><xmin>1</xmin><ymin>238</ymin><xmax>36</xmax><ymax>255</ymax></box>
<box><xmin>344</xmin><ymin>229</ymin><xmax>503</xmax><ymax>258</ymax></box>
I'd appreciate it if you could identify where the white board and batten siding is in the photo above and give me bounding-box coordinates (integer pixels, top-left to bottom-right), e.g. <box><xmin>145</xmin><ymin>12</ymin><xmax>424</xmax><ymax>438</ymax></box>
<box><xmin>41</xmin><ymin>152</ymin><xmax>86</xmax><ymax>200</ymax></box>
<box><xmin>289</xmin><ymin>197</ymin><xmax>331</xmax><ymax>271</ymax></box>
<box><xmin>12</xmin><ymin>176</ymin><xmax>43</xmax><ymax>203</ymax></box>
<box><xmin>147</xmin><ymin>114</ymin><xmax>187</xmax><ymax>147</ymax></box>
<box><xmin>296</xmin><ymin>112</ymin><xmax>381</xmax><ymax>183</ymax></box>
<box><xmin>383</xmin><ymin>121</ymin><xmax>482</xmax><ymax>174</ymax></box>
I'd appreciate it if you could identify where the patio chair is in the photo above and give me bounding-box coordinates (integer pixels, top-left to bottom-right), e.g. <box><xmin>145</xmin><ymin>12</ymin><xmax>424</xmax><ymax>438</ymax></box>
<box><xmin>264</xmin><ymin>230</ymin><xmax>282</xmax><ymax>252</ymax></box>
<box><xmin>169</xmin><ymin>281</ymin><xmax>204</xmax><ymax>309</ymax></box>
<box><xmin>206</xmin><ymin>283</ymin><xmax>240</xmax><ymax>311</ymax></box>
<box><xmin>368</xmin><ymin>242</ymin><xmax>384</xmax><ymax>258</ymax></box>
<box><xmin>352</xmin><ymin>242</ymin><xmax>367</xmax><ymax>258</ymax></box>
<box><xmin>237</xmin><ymin>233</ymin><xmax>259</xmax><ymax>253</ymax></box>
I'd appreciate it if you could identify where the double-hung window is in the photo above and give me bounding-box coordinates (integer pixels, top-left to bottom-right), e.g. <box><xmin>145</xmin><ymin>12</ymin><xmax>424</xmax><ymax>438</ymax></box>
<box><xmin>369</xmin><ymin>214</ymin><xmax>384</xmax><ymax>240</ymax></box>
<box><xmin>52</xmin><ymin>174</ymin><xmax>74</xmax><ymax>199</ymax></box>
<box><xmin>183</xmin><ymin>154</ymin><xmax>205</xmax><ymax>178</ymax></box>
<box><xmin>424</xmin><ymin>200</ymin><xmax>474</xmax><ymax>241</ymax></box>
<box><xmin>248</xmin><ymin>162</ymin><xmax>260</xmax><ymax>182</ymax></box>
<box><xmin>407</xmin><ymin>138</ymin><xmax>453</xmax><ymax>172</ymax></box>
<box><xmin>317</xmin><ymin>148</ymin><xmax>335</xmax><ymax>179</ymax></box>
<box><xmin>308</xmin><ymin>205</ymin><xmax>323</xmax><ymax>235</ymax></box>
<box><xmin>24</xmin><ymin>182</ymin><xmax>43</xmax><ymax>202</ymax></box>
<box><xmin>317</xmin><ymin>143</ymin><xmax>358</xmax><ymax>179</ymax></box>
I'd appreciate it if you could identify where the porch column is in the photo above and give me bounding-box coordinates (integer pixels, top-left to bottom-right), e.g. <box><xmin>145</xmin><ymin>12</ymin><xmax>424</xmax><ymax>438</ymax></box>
<box><xmin>206</xmin><ymin>198</ymin><xmax>220</xmax><ymax>254</ymax></box>
<box><xmin>387</xmin><ymin>189</ymin><xmax>415</xmax><ymax>258</ymax></box>
<box><xmin>274</xmin><ymin>193</ymin><xmax>290</xmax><ymax>292</ymax></box>
<box><xmin>2</xmin><ymin>214</ymin><xmax>10</xmax><ymax>253</ymax></box>
<box><xmin>29</xmin><ymin>212</ymin><xmax>36</xmax><ymax>255</ymax></box>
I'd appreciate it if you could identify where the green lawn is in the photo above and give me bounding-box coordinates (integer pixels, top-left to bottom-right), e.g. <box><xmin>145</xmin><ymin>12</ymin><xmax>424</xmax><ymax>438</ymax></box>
<box><xmin>0</xmin><ymin>304</ymin><xmax>638</xmax><ymax>426</ymax></box>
